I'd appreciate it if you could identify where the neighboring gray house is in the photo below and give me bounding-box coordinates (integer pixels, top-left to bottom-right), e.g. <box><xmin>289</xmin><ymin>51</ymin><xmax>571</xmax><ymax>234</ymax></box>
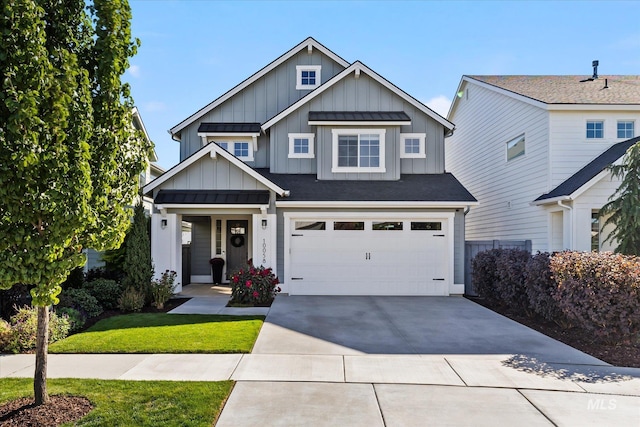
<box><xmin>143</xmin><ymin>38</ymin><xmax>476</xmax><ymax>295</ymax></box>
<box><xmin>446</xmin><ymin>72</ymin><xmax>640</xmax><ymax>253</ymax></box>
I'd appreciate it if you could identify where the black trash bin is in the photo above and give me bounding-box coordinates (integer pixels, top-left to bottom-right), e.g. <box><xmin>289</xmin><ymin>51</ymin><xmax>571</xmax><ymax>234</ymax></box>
<box><xmin>209</xmin><ymin>257</ymin><xmax>225</xmax><ymax>284</ymax></box>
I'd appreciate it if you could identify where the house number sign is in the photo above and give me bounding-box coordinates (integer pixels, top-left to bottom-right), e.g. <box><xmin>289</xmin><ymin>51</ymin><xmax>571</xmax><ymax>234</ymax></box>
<box><xmin>262</xmin><ymin>238</ymin><xmax>267</xmax><ymax>264</ymax></box>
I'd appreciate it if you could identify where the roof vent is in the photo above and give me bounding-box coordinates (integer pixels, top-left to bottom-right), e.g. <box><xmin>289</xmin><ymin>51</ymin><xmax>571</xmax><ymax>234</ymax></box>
<box><xmin>592</xmin><ymin>60</ymin><xmax>599</xmax><ymax>79</ymax></box>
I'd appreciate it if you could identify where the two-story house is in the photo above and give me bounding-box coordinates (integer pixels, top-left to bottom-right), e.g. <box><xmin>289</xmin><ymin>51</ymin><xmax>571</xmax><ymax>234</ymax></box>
<box><xmin>143</xmin><ymin>38</ymin><xmax>476</xmax><ymax>296</ymax></box>
<box><xmin>446</xmin><ymin>71</ymin><xmax>640</xmax><ymax>254</ymax></box>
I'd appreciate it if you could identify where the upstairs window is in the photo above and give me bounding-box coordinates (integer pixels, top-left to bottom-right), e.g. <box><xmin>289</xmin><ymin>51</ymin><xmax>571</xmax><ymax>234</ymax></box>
<box><xmin>506</xmin><ymin>134</ymin><xmax>525</xmax><ymax>161</ymax></box>
<box><xmin>331</xmin><ymin>129</ymin><xmax>386</xmax><ymax>173</ymax></box>
<box><xmin>617</xmin><ymin>121</ymin><xmax>634</xmax><ymax>139</ymax></box>
<box><xmin>296</xmin><ymin>65</ymin><xmax>321</xmax><ymax>90</ymax></box>
<box><xmin>400</xmin><ymin>133</ymin><xmax>426</xmax><ymax>158</ymax></box>
<box><xmin>215</xmin><ymin>140</ymin><xmax>254</xmax><ymax>161</ymax></box>
<box><xmin>288</xmin><ymin>133</ymin><xmax>315</xmax><ymax>158</ymax></box>
<box><xmin>586</xmin><ymin>121</ymin><xmax>604</xmax><ymax>139</ymax></box>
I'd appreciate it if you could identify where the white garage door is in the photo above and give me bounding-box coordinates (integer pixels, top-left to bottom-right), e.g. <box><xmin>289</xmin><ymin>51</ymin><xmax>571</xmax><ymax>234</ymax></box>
<box><xmin>288</xmin><ymin>217</ymin><xmax>450</xmax><ymax>295</ymax></box>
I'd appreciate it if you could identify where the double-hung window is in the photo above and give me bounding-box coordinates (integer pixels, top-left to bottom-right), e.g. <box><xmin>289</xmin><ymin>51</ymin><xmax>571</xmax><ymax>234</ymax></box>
<box><xmin>617</xmin><ymin>121</ymin><xmax>634</xmax><ymax>139</ymax></box>
<box><xmin>586</xmin><ymin>121</ymin><xmax>604</xmax><ymax>139</ymax></box>
<box><xmin>288</xmin><ymin>133</ymin><xmax>315</xmax><ymax>158</ymax></box>
<box><xmin>332</xmin><ymin>129</ymin><xmax>386</xmax><ymax>172</ymax></box>
<box><xmin>296</xmin><ymin>65</ymin><xmax>321</xmax><ymax>90</ymax></box>
<box><xmin>400</xmin><ymin>133</ymin><xmax>426</xmax><ymax>158</ymax></box>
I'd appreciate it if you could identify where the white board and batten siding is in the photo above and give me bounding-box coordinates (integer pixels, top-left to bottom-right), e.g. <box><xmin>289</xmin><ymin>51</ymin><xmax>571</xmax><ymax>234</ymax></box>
<box><xmin>282</xmin><ymin>212</ymin><xmax>458</xmax><ymax>296</ymax></box>
<box><xmin>446</xmin><ymin>81</ymin><xmax>550</xmax><ymax>252</ymax></box>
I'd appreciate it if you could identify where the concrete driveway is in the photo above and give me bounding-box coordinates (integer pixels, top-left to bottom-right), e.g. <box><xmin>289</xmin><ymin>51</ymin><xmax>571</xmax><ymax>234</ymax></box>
<box><xmin>252</xmin><ymin>296</ymin><xmax>603</xmax><ymax>364</ymax></box>
<box><xmin>217</xmin><ymin>296</ymin><xmax>640</xmax><ymax>426</ymax></box>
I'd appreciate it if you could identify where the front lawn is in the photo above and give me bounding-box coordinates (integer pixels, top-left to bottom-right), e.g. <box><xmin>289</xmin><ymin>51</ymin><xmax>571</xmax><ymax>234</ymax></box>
<box><xmin>0</xmin><ymin>378</ymin><xmax>233</xmax><ymax>426</ymax></box>
<box><xmin>49</xmin><ymin>313</ymin><xmax>264</xmax><ymax>354</ymax></box>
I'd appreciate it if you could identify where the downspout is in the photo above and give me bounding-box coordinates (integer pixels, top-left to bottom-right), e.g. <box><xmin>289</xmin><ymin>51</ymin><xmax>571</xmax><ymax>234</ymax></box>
<box><xmin>557</xmin><ymin>200</ymin><xmax>573</xmax><ymax>249</ymax></box>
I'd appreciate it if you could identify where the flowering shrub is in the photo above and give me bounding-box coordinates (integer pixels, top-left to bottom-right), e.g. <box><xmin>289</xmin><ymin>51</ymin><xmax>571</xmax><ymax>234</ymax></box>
<box><xmin>230</xmin><ymin>260</ymin><xmax>281</xmax><ymax>305</ymax></box>
<box><xmin>4</xmin><ymin>306</ymin><xmax>70</xmax><ymax>353</ymax></box>
<box><xmin>0</xmin><ymin>319</ymin><xmax>10</xmax><ymax>352</ymax></box>
<box><xmin>550</xmin><ymin>251</ymin><xmax>640</xmax><ymax>343</ymax></box>
<box><xmin>151</xmin><ymin>270</ymin><xmax>178</xmax><ymax>309</ymax></box>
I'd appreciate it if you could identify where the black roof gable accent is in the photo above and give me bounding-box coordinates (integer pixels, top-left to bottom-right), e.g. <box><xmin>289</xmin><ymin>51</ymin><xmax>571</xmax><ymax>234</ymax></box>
<box><xmin>254</xmin><ymin>169</ymin><xmax>476</xmax><ymax>203</ymax></box>
<box><xmin>308</xmin><ymin>111</ymin><xmax>410</xmax><ymax>122</ymax></box>
<box><xmin>197</xmin><ymin>123</ymin><xmax>261</xmax><ymax>133</ymax></box>
<box><xmin>535</xmin><ymin>136</ymin><xmax>640</xmax><ymax>202</ymax></box>
<box><xmin>155</xmin><ymin>189</ymin><xmax>270</xmax><ymax>205</ymax></box>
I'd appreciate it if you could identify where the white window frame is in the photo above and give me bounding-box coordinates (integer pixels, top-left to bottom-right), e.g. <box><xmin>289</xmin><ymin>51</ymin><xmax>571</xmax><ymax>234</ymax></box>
<box><xmin>586</xmin><ymin>120</ymin><xmax>604</xmax><ymax>140</ymax></box>
<box><xmin>331</xmin><ymin>128</ymin><xmax>386</xmax><ymax>173</ymax></box>
<box><xmin>288</xmin><ymin>133</ymin><xmax>315</xmax><ymax>158</ymax></box>
<box><xmin>296</xmin><ymin>65</ymin><xmax>321</xmax><ymax>90</ymax></box>
<box><xmin>617</xmin><ymin>120</ymin><xmax>635</xmax><ymax>139</ymax></box>
<box><xmin>506</xmin><ymin>134</ymin><xmax>525</xmax><ymax>161</ymax></box>
<box><xmin>400</xmin><ymin>133</ymin><xmax>426</xmax><ymax>159</ymax></box>
<box><xmin>214</xmin><ymin>139</ymin><xmax>254</xmax><ymax>162</ymax></box>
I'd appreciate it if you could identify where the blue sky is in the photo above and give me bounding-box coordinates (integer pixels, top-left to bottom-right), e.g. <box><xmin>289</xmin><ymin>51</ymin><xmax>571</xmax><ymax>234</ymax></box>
<box><xmin>126</xmin><ymin>0</ymin><xmax>640</xmax><ymax>170</ymax></box>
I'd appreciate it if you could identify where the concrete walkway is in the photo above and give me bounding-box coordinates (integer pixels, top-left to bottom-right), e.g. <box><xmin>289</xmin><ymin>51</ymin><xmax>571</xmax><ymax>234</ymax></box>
<box><xmin>1</xmin><ymin>293</ymin><xmax>639</xmax><ymax>426</ymax></box>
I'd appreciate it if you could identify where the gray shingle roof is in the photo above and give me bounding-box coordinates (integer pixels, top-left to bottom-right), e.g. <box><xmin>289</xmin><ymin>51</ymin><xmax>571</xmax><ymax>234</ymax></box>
<box><xmin>468</xmin><ymin>75</ymin><xmax>640</xmax><ymax>104</ymax></box>
<box><xmin>308</xmin><ymin>111</ymin><xmax>411</xmax><ymax>122</ymax></box>
<box><xmin>535</xmin><ymin>136</ymin><xmax>640</xmax><ymax>202</ymax></box>
<box><xmin>155</xmin><ymin>190</ymin><xmax>270</xmax><ymax>205</ymax></box>
<box><xmin>197</xmin><ymin>123</ymin><xmax>261</xmax><ymax>133</ymax></box>
<box><xmin>254</xmin><ymin>169</ymin><xmax>476</xmax><ymax>203</ymax></box>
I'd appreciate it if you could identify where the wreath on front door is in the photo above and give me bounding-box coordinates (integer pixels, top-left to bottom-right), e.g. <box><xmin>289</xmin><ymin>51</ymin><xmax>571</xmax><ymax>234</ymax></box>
<box><xmin>230</xmin><ymin>235</ymin><xmax>245</xmax><ymax>248</ymax></box>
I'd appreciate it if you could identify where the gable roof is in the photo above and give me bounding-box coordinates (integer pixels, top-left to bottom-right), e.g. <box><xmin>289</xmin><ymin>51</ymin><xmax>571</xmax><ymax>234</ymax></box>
<box><xmin>169</xmin><ymin>37</ymin><xmax>350</xmax><ymax>139</ymax></box>
<box><xmin>142</xmin><ymin>142</ymin><xmax>288</xmax><ymax>197</ymax></box>
<box><xmin>533</xmin><ymin>136</ymin><xmax>640</xmax><ymax>204</ymax></box>
<box><xmin>255</xmin><ymin>169</ymin><xmax>476</xmax><ymax>205</ymax></box>
<box><xmin>262</xmin><ymin>61</ymin><xmax>454</xmax><ymax>133</ymax></box>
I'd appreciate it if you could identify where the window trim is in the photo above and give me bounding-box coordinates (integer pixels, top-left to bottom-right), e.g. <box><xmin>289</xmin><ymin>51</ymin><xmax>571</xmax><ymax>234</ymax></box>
<box><xmin>296</xmin><ymin>65</ymin><xmax>321</xmax><ymax>90</ymax></box>
<box><xmin>288</xmin><ymin>133</ymin><xmax>315</xmax><ymax>158</ymax></box>
<box><xmin>506</xmin><ymin>134</ymin><xmax>525</xmax><ymax>162</ymax></box>
<box><xmin>213</xmin><ymin>139</ymin><xmax>255</xmax><ymax>162</ymax></box>
<box><xmin>586</xmin><ymin>120</ymin><xmax>604</xmax><ymax>140</ymax></box>
<box><xmin>400</xmin><ymin>133</ymin><xmax>426</xmax><ymax>159</ymax></box>
<box><xmin>331</xmin><ymin>128</ymin><xmax>386</xmax><ymax>173</ymax></box>
<box><xmin>617</xmin><ymin>120</ymin><xmax>635</xmax><ymax>139</ymax></box>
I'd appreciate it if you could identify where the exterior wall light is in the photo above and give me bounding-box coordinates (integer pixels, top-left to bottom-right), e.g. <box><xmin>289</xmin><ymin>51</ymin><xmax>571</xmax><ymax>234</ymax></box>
<box><xmin>261</xmin><ymin>219</ymin><xmax>268</xmax><ymax>229</ymax></box>
<box><xmin>161</xmin><ymin>219</ymin><xmax>167</xmax><ymax>229</ymax></box>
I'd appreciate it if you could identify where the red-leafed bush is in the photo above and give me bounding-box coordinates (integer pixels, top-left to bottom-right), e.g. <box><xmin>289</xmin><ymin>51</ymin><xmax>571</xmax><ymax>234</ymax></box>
<box><xmin>550</xmin><ymin>251</ymin><xmax>640</xmax><ymax>343</ymax></box>
<box><xmin>524</xmin><ymin>252</ymin><xmax>566</xmax><ymax>325</ymax></box>
<box><xmin>471</xmin><ymin>249</ymin><xmax>503</xmax><ymax>304</ymax></box>
<box><xmin>230</xmin><ymin>260</ymin><xmax>281</xmax><ymax>306</ymax></box>
<box><xmin>495</xmin><ymin>249</ymin><xmax>531</xmax><ymax>311</ymax></box>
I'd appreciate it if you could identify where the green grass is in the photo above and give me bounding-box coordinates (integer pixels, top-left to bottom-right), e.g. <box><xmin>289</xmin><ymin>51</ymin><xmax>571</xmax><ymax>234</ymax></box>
<box><xmin>0</xmin><ymin>378</ymin><xmax>233</xmax><ymax>426</ymax></box>
<box><xmin>49</xmin><ymin>313</ymin><xmax>264</xmax><ymax>354</ymax></box>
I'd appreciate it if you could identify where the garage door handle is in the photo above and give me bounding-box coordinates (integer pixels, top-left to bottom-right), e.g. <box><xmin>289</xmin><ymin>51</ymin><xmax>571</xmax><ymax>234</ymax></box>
<box><xmin>291</xmin><ymin>277</ymin><xmax>304</xmax><ymax>280</ymax></box>
<box><xmin>433</xmin><ymin>278</ymin><xmax>445</xmax><ymax>281</ymax></box>
<box><xmin>434</xmin><ymin>234</ymin><xmax>445</xmax><ymax>237</ymax></box>
<box><xmin>292</xmin><ymin>234</ymin><xmax>304</xmax><ymax>237</ymax></box>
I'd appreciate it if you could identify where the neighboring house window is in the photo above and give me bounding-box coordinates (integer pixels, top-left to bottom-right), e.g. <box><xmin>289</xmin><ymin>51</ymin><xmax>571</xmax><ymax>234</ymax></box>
<box><xmin>288</xmin><ymin>133</ymin><xmax>315</xmax><ymax>158</ymax></box>
<box><xmin>215</xmin><ymin>140</ymin><xmax>254</xmax><ymax>161</ymax></box>
<box><xmin>617</xmin><ymin>121</ymin><xmax>634</xmax><ymax>139</ymax></box>
<box><xmin>331</xmin><ymin>129</ymin><xmax>386</xmax><ymax>173</ymax></box>
<box><xmin>506</xmin><ymin>134</ymin><xmax>525</xmax><ymax>161</ymax></box>
<box><xmin>586</xmin><ymin>121</ymin><xmax>604</xmax><ymax>139</ymax></box>
<box><xmin>591</xmin><ymin>211</ymin><xmax>600</xmax><ymax>251</ymax></box>
<box><xmin>296</xmin><ymin>65</ymin><xmax>321</xmax><ymax>90</ymax></box>
<box><xmin>400</xmin><ymin>133</ymin><xmax>426</xmax><ymax>158</ymax></box>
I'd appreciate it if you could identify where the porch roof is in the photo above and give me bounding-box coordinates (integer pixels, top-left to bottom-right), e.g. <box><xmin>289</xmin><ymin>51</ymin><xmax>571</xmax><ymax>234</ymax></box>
<box><xmin>154</xmin><ymin>189</ymin><xmax>270</xmax><ymax>205</ymax></box>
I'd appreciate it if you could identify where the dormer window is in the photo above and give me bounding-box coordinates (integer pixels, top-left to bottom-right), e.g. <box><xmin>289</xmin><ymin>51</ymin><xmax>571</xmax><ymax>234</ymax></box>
<box><xmin>216</xmin><ymin>140</ymin><xmax>254</xmax><ymax>162</ymax></box>
<box><xmin>296</xmin><ymin>65</ymin><xmax>321</xmax><ymax>90</ymax></box>
<box><xmin>288</xmin><ymin>133</ymin><xmax>315</xmax><ymax>158</ymax></box>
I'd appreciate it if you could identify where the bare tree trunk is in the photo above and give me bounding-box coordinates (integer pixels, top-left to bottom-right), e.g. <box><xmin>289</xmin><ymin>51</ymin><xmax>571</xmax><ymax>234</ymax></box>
<box><xmin>34</xmin><ymin>305</ymin><xmax>49</xmax><ymax>405</ymax></box>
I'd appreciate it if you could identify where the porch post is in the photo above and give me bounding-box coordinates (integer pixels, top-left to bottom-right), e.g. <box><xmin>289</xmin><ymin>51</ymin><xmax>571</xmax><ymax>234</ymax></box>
<box><xmin>252</xmin><ymin>213</ymin><xmax>277</xmax><ymax>269</ymax></box>
<box><xmin>151</xmin><ymin>213</ymin><xmax>183</xmax><ymax>293</ymax></box>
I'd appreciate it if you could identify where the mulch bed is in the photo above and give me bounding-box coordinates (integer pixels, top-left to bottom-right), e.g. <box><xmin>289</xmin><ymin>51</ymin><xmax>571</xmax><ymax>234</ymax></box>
<box><xmin>0</xmin><ymin>396</ymin><xmax>92</xmax><ymax>427</ymax></box>
<box><xmin>0</xmin><ymin>297</ymin><xmax>192</xmax><ymax>426</ymax></box>
<box><xmin>466</xmin><ymin>296</ymin><xmax>640</xmax><ymax>368</ymax></box>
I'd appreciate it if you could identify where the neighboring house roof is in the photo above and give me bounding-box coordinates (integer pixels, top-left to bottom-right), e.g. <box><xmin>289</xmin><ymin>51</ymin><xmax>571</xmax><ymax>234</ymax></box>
<box><xmin>132</xmin><ymin>106</ymin><xmax>158</xmax><ymax>162</ymax></box>
<box><xmin>142</xmin><ymin>142</ymin><xmax>288</xmax><ymax>197</ymax></box>
<box><xmin>169</xmin><ymin>37</ymin><xmax>350</xmax><ymax>139</ymax></box>
<box><xmin>466</xmin><ymin>75</ymin><xmax>640</xmax><ymax>105</ymax></box>
<box><xmin>155</xmin><ymin>189</ymin><xmax>270</xmax><ymax>205</ymax></box>
<box><xmin>255</xmin><ymin>169</ymin><xmax>477</xmax><ymax>205</ymax></box>
<box><xmin>308</xmin><ymin>111</ymin><xmax>411</xmax><ymax>123</ymax></box>
<box><xmin>263</xmin><ymin>61</ymin><xmax>454</xmax><ymax>133</ymax></box>
<box><xmin>534</xmin><ymin>136</ymin><xmax>640</xmax><ymax>204</ymax></box>
<box><xmin>197</xmin><ymin>123</ymin><xmax>262</xmax><ymax>133</ymax></box>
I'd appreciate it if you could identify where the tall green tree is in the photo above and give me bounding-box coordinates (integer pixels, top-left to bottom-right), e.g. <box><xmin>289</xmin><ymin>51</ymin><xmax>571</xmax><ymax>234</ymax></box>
<box><xmin>122</xmin><ymin>201</ymin><xmax>153</xmax><ymax>298</ymax></box>
<box><xmin>0</xmin><ymin>0</ymin><xmax>149</xmax><ymax>405</ymax></box>
<box><xmin>601</xmin><ymin>141</ymin><xmax>640</xmax><ymax>255</ymax></box>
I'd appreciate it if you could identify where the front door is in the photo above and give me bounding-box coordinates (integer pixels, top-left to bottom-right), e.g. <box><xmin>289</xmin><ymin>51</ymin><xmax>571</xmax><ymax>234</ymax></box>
<box><xmin>226</xmin><ymin>220</ymin><xmax>248</xmax><ymax>277</ymax></box>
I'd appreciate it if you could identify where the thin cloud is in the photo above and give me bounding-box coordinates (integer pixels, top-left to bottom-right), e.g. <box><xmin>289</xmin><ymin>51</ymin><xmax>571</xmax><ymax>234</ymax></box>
<box><xmin>144</xmin><ymin>101</ymin><xmax>167</xmax><ymax>112</ymax></box>
<box><xmin>128</xmin><ymin>65</ymin><xmax>141</xmax><ymax>78</ymax></box>
<box><xmin>426</xmin><ymin>95</ymin><xmax>452</xmax><ymax>118</ymax></box>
